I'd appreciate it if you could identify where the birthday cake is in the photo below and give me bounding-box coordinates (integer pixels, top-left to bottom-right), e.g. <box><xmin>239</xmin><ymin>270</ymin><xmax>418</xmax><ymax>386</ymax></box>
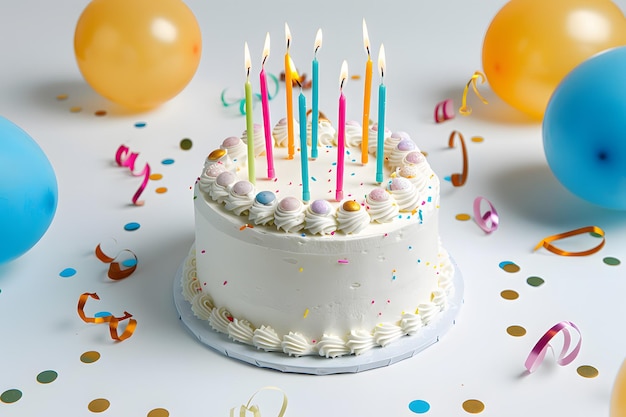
<box><xmin>181</xmin><ymin>116</ymin><xmax>455</xmax><ymax>358</ymax></box>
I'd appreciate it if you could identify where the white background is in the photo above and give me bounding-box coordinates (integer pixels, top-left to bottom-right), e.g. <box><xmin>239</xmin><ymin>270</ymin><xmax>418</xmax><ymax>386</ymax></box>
<box><xmin>1</xmin><ymin>0</ymin><xmax>626</xmax><ymax>415</ymax></box>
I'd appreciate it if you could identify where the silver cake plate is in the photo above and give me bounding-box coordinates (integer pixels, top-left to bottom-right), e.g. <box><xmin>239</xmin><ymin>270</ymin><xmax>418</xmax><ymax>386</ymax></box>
<box><xmin>173</xmin><ymin>254</ymin><xmax>464</xmax><ymax>375</ymax></box>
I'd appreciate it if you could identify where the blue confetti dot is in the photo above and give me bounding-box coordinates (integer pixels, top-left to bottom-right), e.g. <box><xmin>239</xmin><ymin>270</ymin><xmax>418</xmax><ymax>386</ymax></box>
<box><xmin>134</xmin><ymin>122</ymin><xmax>147</xmax><ymax>128</ymax></box>
<box><xmin>162</xmin><ymin>158</ymin><xmax>175</xmax><ymax>165</ymax></box>
<box><xmin>409</xmin><ymin>400</ymin><xmax>430</xmax><ymax>414</ymax></box>
<box><xmin>94</xmin><ymin>311</ymin><xmax>112</xmax><ymax>318</ymax></box>
<box><xmin>122</xmin><ymin>258</ymin><xmax>137</xmax><ymax>268</ymax></box>
<box><xmin>443</xmin><ymin>175</ymin><xmax>451</xmax><ymax>182</ymax></box>
<box><xmin>124</xmin><ymin>222</ymin><xmax>141</xmax><ymax>231</ymax></box>
<box><xmin>59</xmin><ymin>268</ymin><xmax>76</xmax><ymax>278</ymax></box>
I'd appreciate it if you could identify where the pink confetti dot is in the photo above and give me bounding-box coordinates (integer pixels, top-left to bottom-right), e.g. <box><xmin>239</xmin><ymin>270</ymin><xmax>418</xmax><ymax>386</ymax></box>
<box><xmin>223</xmin><ymin>281</ymin><xmax>228</xmax><ymax>285</ymax></box>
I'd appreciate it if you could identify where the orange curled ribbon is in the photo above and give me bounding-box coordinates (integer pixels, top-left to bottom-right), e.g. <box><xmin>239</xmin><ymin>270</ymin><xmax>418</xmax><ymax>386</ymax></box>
<box><xmin>459</xmin><ymin>71</ymin><xmax>488</xmax><ymax>116</ymax></box>
<box><xmin>533</xmin><ymin>226</ymin><xmax>605</xmax><ymax>257</ymax></box>
<box><xmin>230</xmin><ymin>387</ymin><xmax>288</xmax><ymax>417</ymax></box>
<box><xmin>95</xmin><ymin>240</ymin><xmax>138</xmax><ymax>280</ymax></box>
<box><xmin>77</xmin><ymin>293</ymin><xmax>137</xmax><ymax>341</ymax></box>
<box><xmin>434</xmin><ymin>99</ymin><xmax>455</xmax><ymax>123</ymax></box>
<box><xmin>448</xmin><ymin>130</ymin><xmax>468</xmax><ymax>186</ymax></box>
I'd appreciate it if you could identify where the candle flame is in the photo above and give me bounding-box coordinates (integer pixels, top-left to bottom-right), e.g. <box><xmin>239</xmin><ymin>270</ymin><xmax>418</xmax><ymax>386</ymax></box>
<box><xmin>314</xmin><ymin>28</ymin><xmax>323</xmax><ymax>54</ymax></box>
<box><xmin>244</xmin><ymin>42</ymin><xmax>251</xmax><ymax>77</ymax></box>
<box><xmin>285</xmin><ymin>22</ymin><xmax>292</xmax><ymax>50</ymax></box>
<box><xmin>378</xmin><ymin>44</ymin><xmax>385</xmax><ymax>78</ymax></box>
<box><xmin>339</xmin><ymin>60</ymin><xmax>348</xmax><ymax>90</ymax></box>
<box><xmin>362</xmin><ymin>19</ymin><xmax>370</xmax><ymax>57</ymax></box>
<box><xmin>288</xmin><ymin>55</ymin><xmax>299</xmax><ymax>80</ymax></box>
<box><xmin>262</xmin><ymin>32</ymin><xmax>270</xmax><ymax>65</ymax></box>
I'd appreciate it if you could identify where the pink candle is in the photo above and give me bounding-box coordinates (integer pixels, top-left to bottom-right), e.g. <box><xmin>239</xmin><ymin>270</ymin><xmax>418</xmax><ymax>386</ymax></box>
<box><xmin>259</xmin><ymin>33</ymin><xmax>275</xmax><ymax>179</ymax></box>
<box><xmin>336</xmin><ymin>60</ymin><xmax>348</xmax><ymax>202</ymax></box>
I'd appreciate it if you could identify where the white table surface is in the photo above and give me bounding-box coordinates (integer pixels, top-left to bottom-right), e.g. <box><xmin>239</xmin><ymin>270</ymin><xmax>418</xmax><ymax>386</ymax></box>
<box><xmin>1</xmin><ymin>0</ymin><xmax>626</xmax><ymax>415</ymax></box>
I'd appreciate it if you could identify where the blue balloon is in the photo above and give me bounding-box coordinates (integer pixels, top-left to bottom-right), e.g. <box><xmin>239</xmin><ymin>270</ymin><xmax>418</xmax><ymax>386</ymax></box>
<box><xmin>0</xmin><ymin>116</ymin><xmax>58</xmax><ymax>264</ymax></box>
<box><xmin>543</xmin><ymin>46</ymin><xmax>626</xmax><ymax>210</ymax></box>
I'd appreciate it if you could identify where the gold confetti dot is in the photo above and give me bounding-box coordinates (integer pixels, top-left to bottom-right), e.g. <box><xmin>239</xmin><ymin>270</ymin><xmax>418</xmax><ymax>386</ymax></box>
<box><xmin>148</xmin><ymin>408</ymin><xmax>170</xmax><ymax>417</ymax></box>
<box><xmin>155</xmin><ymin>187</ymin><xmax>168</xmax><ymax>194</ymax></box>
<box><xmin>94</xmin><ymin>110</ymin><xmax>107</xmax><ymax>117</ymax></box>
<box><xmin>56</xmin><ymin>94</ymin><xmax>68</xmax><ymax>100</ymax></box>
<box><xmin>150</xmin><ymin>173</ymin><xmax>163</xmax><ymax>181</ymax></box>
<box><xmin>506</xmin><ymin>325</ymin><xmax>526</xmax><ymax>337</ymax></box>
<box><xmin>350</xmin><ymin>74</ymin><xmax>361</xmax><ymax>80</ymax></box>
<box><xmin>462</xmin><ymin>399</ymin><xmax>485</xmax><ymax>414</ymax></box>
<box><xmin>303</xmin><ymin>309</ymin><xmax>309</xmax><ymax>318</ymax></box>
<box><xmin>577</xmin><ymin>365</ymin><xmax>599</xmax><ymax>378</ymax></box>
<box><xmin>500</xmin><ymin>290</ymin><xmax>519</xmax><ymax>300</ymax></box>
<box><xmin>70</xmin><ymin>106</ymin><xmax>82</xmax><ymax>113</ymax></box>
<box><xmin>471</xmin><ymin>136</ymin><xmax>484</xmax><ymax>143</ymax></box>
<box><xmin>455</xmin><ymin>213</ymin><xmax>471</xmax><ymax>221</ymax></box>
<box><xmin>299</xmin><ymin>267</ymin><xmax>303</xmax><ymax>272</ymax></box>
<box><xmin>80</xmin><ymin>351</ymin><xmax>101</xmax><ymax>364</ymax></box>
<box><xmin>88</xmin><ymin>398</ymin><xmax>110</xmax><ymax>413</ymax></box>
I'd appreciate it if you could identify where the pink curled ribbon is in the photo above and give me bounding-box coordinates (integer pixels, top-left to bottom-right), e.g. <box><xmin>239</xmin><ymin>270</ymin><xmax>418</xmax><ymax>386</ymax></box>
<box><xmin>473</xmin><ymin>196</ymin><xmax>499</xmax><ymax>233</ymax></box>
<box><xmin>115</xmin><ymin>145</ymin><xmax>151</xmax><ymax>206</ymax></box>
<box><xmin>434</xmin><ymin>99</ymin><xmax>455</xmax><ymax>123</ymax></box>
<box><xmin>524</xmin><ymin>321</ymin><xmax>582</xmax><ymax>373</ymax></box>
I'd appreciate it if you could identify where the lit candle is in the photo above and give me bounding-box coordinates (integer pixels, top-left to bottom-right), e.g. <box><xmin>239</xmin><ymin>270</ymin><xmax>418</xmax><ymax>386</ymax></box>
<box><xmin>298</xmin><ymin>81</ymin><xmax>310</xmax><ymax>202</ymax></box>
<box><xmin>376</xmin><ymin>44</ymin><xmax>386</xmax><ymax>184</ymax></box>
<box><xmin>284</xmin><ymin>23</ymin><xmax>295</xmax><ymax>159</ymax></box>
<box><xmin>311</xmin><ymin>28</ymin><xmax>322</xmax><ymax>159</ymax></box>
<box><xmin>244</xmin><ymin>42</ymin><xmax>255</xmax><ymax>184</ymax></box>
<box><xmin>259</xmin><ymin>32</ymin><xmax>275</xmax><ymax>179</ymax></box>
<box><xmin>361</xmin><ymin>19</ymin><xmax>372</xmax><ymax>165</ymax></box>
<box><xmin>336</xmin><ymin>60</ymin><xmax>348</xmax><ymax>202</ymax></box>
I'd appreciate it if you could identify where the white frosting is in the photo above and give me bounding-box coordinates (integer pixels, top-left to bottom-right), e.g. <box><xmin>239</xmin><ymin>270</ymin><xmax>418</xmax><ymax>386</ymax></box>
<box><xmin>368</xmin><ymin>123</ymin><xmax>392</xmax><ymax>155</ymax></box>
<box><xmin>365</xmin><ymin>188</ymin><xmax>399</xmax><ymax>223</ymax></box>
<box><xmin>241</xmin><ymin>123</ymin><xmax>265</xmax><ymax>157</ymax></box>
<box><xmin>220</xmin><ymin>136</ymin><xmax>247</xmax><ymax>164</ymax></box>
<box><xmin>317</xmin><ymin>334</ymin><xmax>351</xmax><ymax>358</ymax></box>
<box><xmin>342</xmin><ymin>120</ymin><xmax>362</xmax><ymax>148</ymax></box>
<box><xmin>199</xmin><ymin>163</ymin><xmax>227</xmax><ymax>193</ymax></box>
<box><xmin>190</xmin><ymin>293</ymin><xmax>214</xmax><ymax>320</ymax></box>
<box><xmin>228</xmin><ymin>318</ymin><xmax>255</xmax><ymax>345</ymax></box>
<box><xmin>248</xmin><ymin>197</ymin><xmax>277</xmax><ymax>226</ymax></box>
<box><xmin>336</xmin><ymin>202</ymin><xmax>370</xmax><ymax>234</ymax></box>
<box><xmin>307</xmin><ymin>117</ymin><xmax>336</xmax><ymax>147</ymax></box>
<box><xmin>224</xmin><ymin>181</ymin><xmax>255</xmax><ymax>215</ymax></box>
<box><xmin>274</xmin><ymin>197</ymin><xmax>305</xmax><ymax>232</ymax></box>
<box><xmin>272</xmin><ymin>117</ymin><xmax>299</xmax><ymax>148</ymax></box>
<box><xmin>304</xmin><ymin>200</ymin><xmax>337</xmax><ymax>235</ymax></box>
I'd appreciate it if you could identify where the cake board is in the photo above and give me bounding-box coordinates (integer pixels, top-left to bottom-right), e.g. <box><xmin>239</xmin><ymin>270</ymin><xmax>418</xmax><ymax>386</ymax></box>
<box><xmin>173</xmin><ymin>249</ymin><xmax>464</xmax><ymax>375</ymax></box>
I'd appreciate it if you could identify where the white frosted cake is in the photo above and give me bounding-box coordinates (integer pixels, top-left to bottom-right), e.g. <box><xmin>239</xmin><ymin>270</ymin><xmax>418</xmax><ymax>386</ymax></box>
<box><xmin>181</xmin><ymin>116</ymin><xmax>455</xmax><ymax>358</ymax></box>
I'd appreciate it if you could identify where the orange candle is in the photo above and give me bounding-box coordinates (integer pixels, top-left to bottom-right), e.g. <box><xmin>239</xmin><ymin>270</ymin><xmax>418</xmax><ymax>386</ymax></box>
<box><xmin>284</xmin><ymin>23</ymin><xmax>295</xmax><ymax>159</ymax></box>
<box><xmin>361</xmin><ymin>19</ymin><xmax>372</xmax><ymax>164</ymax></box>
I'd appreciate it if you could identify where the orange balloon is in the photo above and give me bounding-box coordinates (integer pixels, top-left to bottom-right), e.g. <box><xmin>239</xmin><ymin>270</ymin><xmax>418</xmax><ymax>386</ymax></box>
<box><xmin>482</xmin><ymin>0</ymin><xmax>626</xmax><ymax>119</ymax></box>
<box><xmin>612</xmin><ymin>359</ymin><xmax>626</xmax><ymax>417</ymax></box>
<box><xmin>74</xmin><ymin>0</ymin><xmax>202</xmax><ymax>110</ymax></box>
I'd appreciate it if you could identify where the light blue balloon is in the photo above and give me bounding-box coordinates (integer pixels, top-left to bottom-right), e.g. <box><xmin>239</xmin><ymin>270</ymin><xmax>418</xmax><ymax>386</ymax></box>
<box><xmin>0</xmin><ymin>116</ymin><xmax>58</xmax><ymax>264</ymax></box>
<box><xmin>543</xmin><ymin>46</ymin><xmax>626</xmax><ymax>210</ymax></box>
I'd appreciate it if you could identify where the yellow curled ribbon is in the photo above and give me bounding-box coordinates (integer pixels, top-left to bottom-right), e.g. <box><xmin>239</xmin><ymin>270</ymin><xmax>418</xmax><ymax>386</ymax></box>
<box><xmin>533</xmin><ymin>226</ymin><xmax>605</xmax><ymax>256</ymax></box>
<box><xmin>230</xmin><ymin>387</ymin><xmax>288</xmax><ymax>417</ymax></box>
<box><xmin>95</xmin><ymin>241</ymin><xmax>138</xmax><ymax>280</ymax></box>
<box><xmin>77</xmin><ymin>292</ymin><xmax>137</xmax><ymax>341</ymax></box>
<box><xmin>448</xmin><ymin>130</ymin><xmax>468</xmax><ymax>187</ymax></box>
<box><xmin>459</xmin><ymin>71</ymin><xmax>488</xmax><ymax>116</ymax></box>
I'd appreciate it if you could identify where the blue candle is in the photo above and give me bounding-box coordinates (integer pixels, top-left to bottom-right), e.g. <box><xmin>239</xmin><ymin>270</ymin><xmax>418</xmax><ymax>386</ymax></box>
<box><xmin>311</xmin><ymin>29</ymin><xmax>322</xmax><ymax>159</ymax></box>
<box><xmin>299</xmin><ymin>88</ymin><xmax>310</xmax><ymax>202</ymax></box>
<box><xmin>376</xmin><ymin>45</ymin><xmax>386</xmax><ymax>184</ymax></box>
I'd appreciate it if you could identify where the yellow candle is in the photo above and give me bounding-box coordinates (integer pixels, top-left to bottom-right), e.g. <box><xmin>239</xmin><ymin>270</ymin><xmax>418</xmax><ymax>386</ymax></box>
<box><xmin>361</xmin><ymin>19</ymin><xmax>372</xmax><ymax>164</ymax></box>
<box><xmin>284</xmin><ymin>23</ymin><xmax>295</xmax><ymax>159</ymax></box>
<box><xmin>244</xmin><ymin>42</ymin><xmax>255</xmax><ymax>183</ymax></box>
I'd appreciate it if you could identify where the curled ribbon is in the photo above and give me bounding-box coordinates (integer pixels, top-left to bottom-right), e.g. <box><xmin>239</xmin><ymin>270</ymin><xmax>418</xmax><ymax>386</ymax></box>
<box><xmin>448</xmin><ymin>130</ymin><xmax>468</xmax><ymax>186</ymax></box>
<box><xmin>221</xmin><ymin>73</ymin><xmax>280</xmax><ymax>116</ymax></box>
<box><xmin>434</xmin><ymin>99</ymin><xmax>455</xmax><ymax>123</ymax></box>
<box><xmin>230</xmin><ymin>387</ymin><xmax>288</xmax><ymax>417</ymax></box>
<box><xmin>95</xmin><ymin>240</ymin><xmax>138</xmax><ymax>280</ymax></box>
<box><xmin>77</xmin><ymin>292</ymin><xmax>137</xmax><ymax>341</ymax></box>
<box><xmin>115</xmin><ymin>145</ymin><xmax>151</xmax><ymax>206</ymax></box>
<box><xmin>473</xmin><ymin>196</ymin><xmax>499</xmax><ymax>233</ymax></box>
<box><xmin>533</xmin><ymin>226</ymin><xmax>605</xmax><ymax>256</ymax></box>
<box><xmin>459</xmin><ymin>71</ymin><xmax>488</xmax><ymax>116</ymax></box>
<box><xmin>525</xmin><ymin>321</ymin><xmax>582</xmax><ymax>373</ymax></box>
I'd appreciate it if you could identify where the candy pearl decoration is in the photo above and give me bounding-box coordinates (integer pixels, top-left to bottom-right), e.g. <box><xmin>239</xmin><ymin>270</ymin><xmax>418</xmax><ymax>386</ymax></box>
<box><xmin>279</xmin><ymin>196</ymin><xmax>302</xmax><ymax>211</ymax></box>
<box><xmin>232</xmin><ymin>181</ymin><xmax>253</xmax><ymax>195</ymax></box>
<box><xmin>255</xmin><ymin>191</ymin><xmax>276</xmax><ymax>205</ymax></box>
<box><xmin>222</xmin><ymin>136</ymin><xmax>241</xmax><ymax>148</ymax></box>
<box><xmin>369</xmin><ymin>187</ymin><xmax>390</xmax><ymax>202</ymax></box>
<box><xmin>208</xmin><ymin>149</ymin><xmax>226</xmax><ymax>160</ymax></box>
<box><xmin>311</xmin><ymin>199</ymin><xmax>332</xmax><ymax>215</ymax></box>
<box><xmin>405</xmin><ymin>151</ymin><xmax>424</xmax><ymax>165</ymax></box>
<box><xmin>397</xmin><ymin>139</ymin><xmax>417</xmax><ymax>152</ymax></box>
<box><xmin>342</xmin><ymin>200</ymin><xmax>361</xmax><ymax>212</ymax></box>
<box><xmin>206</xmin><ymin>163</ymin><xmax>226</xmax><ymax>177</ymax></box>
<box><xmin>390</xmin><ymin>177</ymin><xmax>412</xmax><ymax>191</ymax></box>
<box><xmin>215</xmin><ymin>171</ymin><xmax>236</xmax><ymax>187</ymax></box>
<box><xmin>391</xmin><ymin>131</ymin><xmax>410</xmax><ymax>140</ymax></box>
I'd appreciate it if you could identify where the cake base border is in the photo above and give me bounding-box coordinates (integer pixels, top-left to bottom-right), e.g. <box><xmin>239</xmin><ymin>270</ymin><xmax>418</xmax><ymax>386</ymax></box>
<box><xmin>173</xmin><ymin>247</ymin><xmax>464</xmax><ymax>375</ymax></box>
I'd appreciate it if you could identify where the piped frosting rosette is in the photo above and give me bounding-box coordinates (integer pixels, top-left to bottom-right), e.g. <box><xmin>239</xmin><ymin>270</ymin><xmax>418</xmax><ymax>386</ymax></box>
<box><xmin>272</xmin><ymin>117</ymin><xmax>299</xmax><ymax>148</ymax></box>
<box><xmin>274</xmin><ymin>196</ymin><xmax>305</xmax><ymax>232</ymax></box>
<box><xmin>199</xmin><ymin>162</ymin><xmax>227</xmax><ymax>194</ymax></box>
<box><xmin>317</xmin><ymin>334</ymin><xmax>351</xmax><ymax>358</ymax></box>
<box><xmin>388</xmin><ymin>138</ymin><xmax>419</xmax><ymax>171</ymax></box>
<box><xmin>384</xmin><ymin>131</ymin><xmax>408</xmax><ymax>161</ymax></box>
<box><xmin>241</xmin><ymin>123</ymin><xmax>265</xmax><ymax>157</ymax></box>
<box><xmin>224</xmin><ymin>180</ymin><xmax>255</xmax><ymax>215</ymax></box>
<box><xmin>190</xmin><ymin>292</ymin><xmax>215</xmax><ymax>321</ymax></box>
<box><xmin>336</xmin><ymin>200</ymin><xmax>370</xmax><ymax>234</ymax></box>
<box><xmin>343</xmin><ymin>120</ymin><xmax>363</xmax><ymax>148</ymax></box>
<box><xmin>367</xmin><ymin>123</ymin><xmax>392</xmax><ymax>155</ymax></box>
<box><xmin>220</xmin><ymin>136</ymin><xmax>247</xmax><ymax>164</ymax></box>
<box><xmin>204</xmin><ymin>148</ymin><xmax>233</xmax><ymax>171</ymax></box>
<box><xmin>307</xmin><ymin>112</ymin><xmax>336</xmax><ymax>147</ymax></box>
<box><xmin>210</xmin><ymin>171</ymin><xmax>237</xmax><ymax>204</ymax></box>
<box><xmin>281</xmin><ymin>332</ymin><xmax>314</xmax><ymax>357</ymax></box>
<box><xmin>304</xmin><ymin>199</ymin><xmax>338</xmax><ymax>235</ymax></box>
<box><xmin>227</xmin><ymin>318</ymin><xmax>255</xmax><ymax>345</ymax></box>
<box><xmin>345</xmin><ymin>330</ymin><xmax>376</xmax><ymax>355</ymax></box>
<box><xmin>388</xmin><ymin>177</ymin><xmax>419</xmax><ymax>212</ymax></box>
<box><xmin>396</xmin><ymin>151</ymin><xmax>431</xmax><ymax>191</ymax></box>
<box><xmin>365</xmin><ymin>187</ymin><xmax>399</xmax><ymax>223</ymax></box>
<box><xmin>248</xmin><ymin>191</ymin><xmax>278</xmax><ymax>226</ymax></box>
<box><xmin>252</xmin><ymin>326</ymin><xmax>283</xmax><ymax>352</ymax></box>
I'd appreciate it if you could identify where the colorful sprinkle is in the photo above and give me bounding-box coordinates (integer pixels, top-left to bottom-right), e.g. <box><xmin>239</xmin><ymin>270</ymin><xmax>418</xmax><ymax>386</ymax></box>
<box><xmin>80</xmin><ymin>351</ymin><xmax>101</xmax><ymax>363</ymax></box>
<box><xmin>471</xmin><ymin>136</ymin><xmax>484</xmax><ymax>143</ymax></box>
<box><xmin>180</xmin><ymin>138</ymin><xmax>193</xmax><ymax>150</ymax></box>
<box><xmin>303</xmin><ymin>309</ymin><xmax>309</xmax><ymax>318</ymax></box>
<box><xmin>299</xmin><ymin>267</ymin><xmax>303</xmax><ymax>272</ymax></box>
<box><xmin>603</xmin><ymin>257</ymin><xmax>621</xmax><ymax>266</ymax></box>
<box><xmin>155</xmin><ymin>187</ymin><xmax>168</xmax><ymax>194</ymax></box>
<box><xmin>88</xmin><ymin>398</ymin><xmax>110</xmax><ymax>413</ymax></box>
<box><xmin>455</xmin><ymin>213</ymin><xmax>471</xmax><ymax>221</ymax></box>
<box><xmin>150</xmin><ymin>173</ymin><xmax>163</xmax><ymax>180</ymax></box>
<box><xmin>462</xmin><ymin>399</ymin><xmax>485</xmax><ymax>414</ymax></box>
<box><xmin>338</xmin><ymin>259</ymin><xmax>349</xmax><ymax>264</ymax></box>
<box><xmin>134</xmin><ymin>121</ymin><xmax>147</xmax><ymax>128</ymax></box>
<box><xmin>161</xmin><ymin>158</ymin><xmax>175</xmax><ymax>165</ymax></box>
<box><xmin>124</xmin><ymin>222</ymin><xmax>141</xmax><ymax>231</ymax></box>
<box><xmin>500</xmin><ymin>290</ymin><xmax>519</xmax><ymax>300</ymax></box>
<box><xmin>94</xmin><ymin>110</ymin><xmax>107</xmax><ymax>117</ymax></box>
<box><xmin>223</xmin><ymin>281</ymin><xmax>228</xmax><ymax>285</ymax></box>
<box><xmin>0</xmin><ymin>389</ymin><xmax>22</xmax><ymax>404</ymax></box>
<box><xmin>408</xmin><ymin>399</ymin><xmax>431</xmax><ymax>414</ymax></box>
<box><xmin>499</xmin><ymin>261</ymin><xmax>520</xmax><ymax>273</ymax></box>
<box><xmin>70</xmin><ymin>106</ymin><xmax>82</xmax><ymax>113</ymax></box>
<box><xmin>36</xmin><ymin>370</ymin><xmax>58</xmax><ymax>384</ymax></box>
<box><xmin>506</xmin><ymin>325</ymin><xmax>526</xmax><ymax>337</ymax></box>
<box><xmin>526</xmin><ymin>276</ymin><xmax>545</xmax><ymax>287</ymax></box>
<box><xmin>577</xmin><ymin>365</ymin><xmax>599</xmax><ymax>378</ymax></box>
<box><xmin>59</xmin><ymin>268</ymin><xmax>76</xmax><ymax>278</ymax></box>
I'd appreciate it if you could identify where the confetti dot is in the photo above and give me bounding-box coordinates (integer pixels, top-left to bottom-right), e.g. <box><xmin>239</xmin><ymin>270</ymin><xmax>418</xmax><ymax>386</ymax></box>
<box><xmin>577</xmin><ymin>365</ymin><xmax>599</xmax><ymax>378</ymax></box>
<box><xmin>150</xmin><ymin>173</ymin><xmax>163</xmax><ymax>180</ymax></box>
<box><xmin>80</xmin><ymin>351</ymin><xmax>101</xmax><ymax>364</ymax></box>
<box><xmin>471</xmin><ymin>136</ymin><xmax>484</xmax><ymax>143</ymax></box>
<box><xmin>455</xmin><ymin>213</ymin><xmax>471</xmax><ymax>221</ymax></box>
<box><xmin>148</xmin><ymin>409</ymin><xmax>170</xmax><ymax>417</ymax></box>
<box><xmin>134</xmin><ymin>121</ymin><xmax>147</xmax><ymax>128</ymax></box>
<box><xmin>499</xmin><ymin>261</ymin><xmax>520</xmax><ymax>273</ymax></box>
<box><xmin>94</xmin><ymin>110</ymin><xmax>107</xmax><ymax>117</ymax></box>
<box><xmin>408</xmin><ymin>399</ymin><xmax>431</xmax><ymax>413</ymax></box>
<box><xmin>462</xmin><ymin>399</ymin><xmax>485</xmax><ymax>414</ymax></box>
<box><xmin>56</xmin><ymin>94</ymin><xmax>68</xmax><ymax>100</ymax></box>
<box><xmin>59</xmin><ymin>268</ymin><xmax>76</xmax><ymax>278</ymax></box>
<box><xmin>36</xmin><ymin>370</ymin><xmax>58</xmax><ymax>384</ymax></box>
<box><xmin>603</xmin><ymin>257</ymin><xmax>621</xmax><ymax>266</ymax></box>
<box><xmin>88</xmin><ymin>398</ymin><xmax>110</xmax><ymax>413</ymax></box>
<box><xmin>94</xmin><ymin>311</ymin><xmax>113</xmax><ymax>318</ymax></box>
<box><xmin>500</xmin><ymin>290</ymin><xmax>519</xmax><ymax>300</ymax></box>
<box><xmin>70</xmin><ymin>106</ymin><xmax>82</xmax><ymax>113</ymax></box>
<box><xmin>161</xmin><ymin>158</ymin><xmax>175</xmax><ymax>165</ymax></box>
<box><xmin>155</xmin><ymin>187</ymin><xmax>168</xmax><ymax>194</ymax></box>
<box><xmin>180</xmin><ymin>138</ymin><xmax>193</xmax><ymax>150</ymax></box>
<box><xmin>122</xmin><ymin>258</ymin><xmax>137</xmax><ymax>268</ymax></box>
<box><xmin>1</xmin><ymin>389</ymin><xmax>22</xmax><ymax>404</ymax></box>
<box><xmin>124</xmin><ymin>222</ymin><xmax>141</xmax><ymax>231</ymax></box>
<box><xmin>506</xmin><ymin>325</ymin><xmax>526</xmax><ymax>337</ymax></box>
<box><xmin>527</xmin><ymin>276</ymin><xmax>545</xmax><ymax>287</ymax></box>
